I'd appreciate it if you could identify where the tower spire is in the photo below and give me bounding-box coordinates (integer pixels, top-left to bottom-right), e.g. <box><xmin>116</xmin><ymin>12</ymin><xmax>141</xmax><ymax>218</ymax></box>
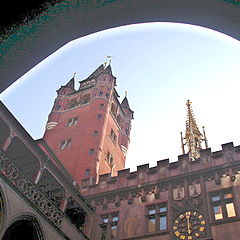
<box><xmin>181</xmin><ymin>100</ymin><xmax>208</xmax><ymax>161</ymax></box>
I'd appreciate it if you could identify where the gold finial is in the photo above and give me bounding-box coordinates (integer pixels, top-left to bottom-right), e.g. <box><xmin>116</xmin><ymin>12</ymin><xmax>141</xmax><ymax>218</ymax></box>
<box><xmin>181</xmin><ymin>100</ymin><xmax>208</xmax><ymax>161</ymax></box>
<box><xmin>186</xmin><ymin>99</ymin><xmax>192</xmax><ymax>106</ymax></box>
<box><xmin>73</xmin><ymin>72</ymin><xmax>77</xmax><ymax>78</ymax></box>
<box><xmin>104</xmin><ymin>56</ymin><xmax>112</xmax><ymax>68</ymax></box>
<box><xmin>125</xmin><ymin>91</ymin><xmax>127</xmax><ymax>97</ymax></box>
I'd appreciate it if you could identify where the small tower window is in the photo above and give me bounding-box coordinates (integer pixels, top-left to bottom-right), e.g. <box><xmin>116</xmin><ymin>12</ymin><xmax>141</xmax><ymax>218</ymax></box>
<box><xmin>110</xmin><ymin>129</ymin><xmax>117</xmax><ymax>143</ymax></box>
<box><xmin>107</xmin><ymin>151</ymin><xmax>114</xmax><ymax>164</ymax></box>
<box><xmin>93</xmin><ymin>130</ymin><xmax>98</xmax><ymax>136</ymax></box>
<box><xmin>66</xmin><ymin>117</ymin><xmax>78</xmax><ymax>126</ymax></box>
<box><xmin>56</xmin><ymin>105</ymin><xmax>61</xmax><ymax>110</ymax></box>
<box><xmin>85</xmin><ymin>169</ymin><xmax>90</xmax><ymax>177</ymax></box>
<box><xmin>111</xmin><ymin>104</ymin><xmax>117</xmax><ymax>118</ymax></box>
<box><xmin>99</xmin><ymin>91</ymin><xmax>103</xmax><ymax>96</ymax></box>
<box><xmin>100</xmin><ymin>103</ymin><xmax>104</xmax><ymax>108</ymax></box>
<box><xmin>59</xmin><ymin>139</ymin><xmax>72</xmax><ymax>149</ymax></box>
<box><xmin>97</xmin><ymin>114</ymin><xmax>102</xmax><ymax>120</ymax></box>
<box><xmin>89</xmin><ymin>148</ymin><xmax>95</xmax><ymax>155</ymax></box>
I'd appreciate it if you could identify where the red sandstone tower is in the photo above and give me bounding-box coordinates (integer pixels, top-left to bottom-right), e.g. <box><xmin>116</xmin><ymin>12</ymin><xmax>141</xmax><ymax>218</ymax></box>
<box><xmin>43</xmin><ymin>63</ymin><xmax>133</xmax><ymax>184</ymax></box>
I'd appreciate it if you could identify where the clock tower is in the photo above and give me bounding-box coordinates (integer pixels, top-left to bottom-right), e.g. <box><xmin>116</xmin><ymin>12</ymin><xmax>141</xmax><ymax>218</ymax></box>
<box><xmin>42</xmin><ymin>63</ymin><xmax>133</xmax><ymax>184</ymax></box>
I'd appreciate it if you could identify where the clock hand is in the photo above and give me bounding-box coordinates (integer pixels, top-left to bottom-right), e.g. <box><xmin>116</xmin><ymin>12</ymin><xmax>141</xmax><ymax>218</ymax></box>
<box><xmin>186</xmin><ymin>215</ymin><xmax>191</xmax><ymax>234</ymax></box>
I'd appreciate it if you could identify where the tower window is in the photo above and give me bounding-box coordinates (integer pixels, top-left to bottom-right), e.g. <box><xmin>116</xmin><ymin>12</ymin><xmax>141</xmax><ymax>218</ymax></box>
<box><xmin>210</xmin><ymin>189</ymin><xmax>237</xmax><ymax>221</ymax></box>
<box><xmin>56</xmin><ymin>104</ymin><xmax>61</xmax><ymax>110</ymax></box>
<box><xmin>99</xmin><ymin>91</ymin><xmax>103</xmax><ymax>96</ymax></box>
<box><xmin>107</xmin><ymin>151</ymin><xmax>114</xmax><ymax>164</ymax></box>
<box><xmin>59</xmin><ymin>139</ymin><xmax>72</xmax><ymax>149</ymax></box>
<box><xmin>97</xmin><ymin>114</ymin><xmax>102</xmax><ymax>120</ymax></box>
<box><xmin>100</xmin><ymin>103</ymin><xmax>104</xmax><ymax>108</ymax></box>
<box><xmin>110</xmin><ymin>129</ymin><xmax>117</xmax><ymax>143</ymax></box>
<box><xmin>89</xmin><ymin>148</ymin><xmax>95</xmax><ymax>155</ymax></box>
<box><xmin>93</xmin><ymin>130</ymin><xmax>98</xmax><ymax>136</ymax></box>
<box><xmin>111</xmin><ymin>104</ymin><xmax>117</xmax><ymax>118</ymax></box>
<box><xmin>85</xmin><ymin>169</ymin><xmax>90</xmax><ymax>177</ymax></box>
<box><xmin>66</xmin><ymin>117</ymin><xmax>78</xmax><ymax>126</ymax></box>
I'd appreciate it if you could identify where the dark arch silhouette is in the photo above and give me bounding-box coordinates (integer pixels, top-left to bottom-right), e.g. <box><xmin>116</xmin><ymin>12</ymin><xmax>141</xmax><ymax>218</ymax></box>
<box><xmin>2</xmin><ymin>216</ymin><xmax>44</xmax><ymax>240</ymax></box>
<box><xmin>1</xmin><ymin>0</ymin><xmax>240</xmax><ymax>94</ymax></box>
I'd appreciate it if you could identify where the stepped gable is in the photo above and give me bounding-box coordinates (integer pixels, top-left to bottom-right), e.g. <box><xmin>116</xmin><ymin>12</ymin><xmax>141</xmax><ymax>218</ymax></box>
<box><xmin>80</xmin><ymin>142</ymin><xmax>240</xmax><ymax>197</ymax></box>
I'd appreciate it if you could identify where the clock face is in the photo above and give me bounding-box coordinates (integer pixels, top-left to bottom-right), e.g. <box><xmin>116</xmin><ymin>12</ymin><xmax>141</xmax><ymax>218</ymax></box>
<box><xmin>173</xmin><ymin>211</ymin><xmax>206</xmax><ymax>239</ymax></box>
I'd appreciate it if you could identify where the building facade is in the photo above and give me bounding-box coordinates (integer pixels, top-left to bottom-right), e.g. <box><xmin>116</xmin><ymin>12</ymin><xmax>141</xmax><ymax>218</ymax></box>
<box><xmin>1</xmin><ymin>63</ymin><xmax>240</xmax><ymax>239</ymax></box>
<box><xmin>43</xmin><ymin>63</ymin><xmax>133</xmax><ymax>184</ymax></box>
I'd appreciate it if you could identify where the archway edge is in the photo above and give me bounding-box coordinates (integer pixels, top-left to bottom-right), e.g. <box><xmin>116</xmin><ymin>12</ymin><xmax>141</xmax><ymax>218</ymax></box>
<box><xmin>2</xmin><ymin>214</ymin><xmax>45</xmax><ymax>240</ymax></box>
<box><xmin>1</xmin><ymin>0</ymin><xmax>240</xmax><ymax>93</ymax></box>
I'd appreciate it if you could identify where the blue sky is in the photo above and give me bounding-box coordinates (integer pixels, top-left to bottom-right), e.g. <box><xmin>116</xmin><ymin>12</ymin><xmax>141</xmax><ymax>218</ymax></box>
<box><xmin>1</xmin><ymin>22</ymin><xmax>240</xmax><ymax>171</ymax></box>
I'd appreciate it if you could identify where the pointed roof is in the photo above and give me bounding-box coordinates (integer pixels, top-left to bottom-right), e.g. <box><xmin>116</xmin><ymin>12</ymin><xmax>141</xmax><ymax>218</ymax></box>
<box><xmin>121</xmin><ymin>96</ymin><xmax>130</xmax><ymax>109</ymax></box>
<box><xmin>57</xmin><ymin>76</ymin><xmax>75</xmax><ymax>93</ymax></box>
<box><xmin>82</xmin><ymin>64</ymin><xmax>113</xmax><ymax>81</ymax></box>
<box><xmin>64</xmin><ymin>77</ymin><xmax>75</xmax><ymax>89</ymax></box>
<box><xmin>121</xmin><ymin>96</ymin><xmax>134</xmax><ymax>118</ymax></box>
<box><xmin>185</xmin><ymin>100</ymin><xmax>202</xmax><ymax>138</ymax></box>
<box><xmin>181</xmin><ymin>100</ymin><xmax>208</xmax><ymax>161</ymax></box>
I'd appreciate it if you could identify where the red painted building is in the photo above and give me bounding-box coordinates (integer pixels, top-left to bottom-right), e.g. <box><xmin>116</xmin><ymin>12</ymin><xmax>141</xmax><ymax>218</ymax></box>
<box><xmin>2</xmin><ymin>63</ymin><xmax>240</xmax><ymax>240</ymax></box>
<box><xmin>43</xmin><ymin>63</ymin><xmax>133</xmax><ymax>184</ymax></box>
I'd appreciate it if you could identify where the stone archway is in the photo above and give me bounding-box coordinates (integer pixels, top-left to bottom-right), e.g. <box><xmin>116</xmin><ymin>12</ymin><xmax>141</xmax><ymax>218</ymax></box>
<box><xmin>0</xmin><ymin>190</ymin><xmax>5</xmax><ymax>232</ymax></box>
<box><xmin>2</xmin><ymin>215</ymin><xmax>44</xmax><ymax>240</ymax></box>
<box><xmin>1</xmin><ymin>0</ymin><xmax>240</xmax><ymax>93</ymax></box>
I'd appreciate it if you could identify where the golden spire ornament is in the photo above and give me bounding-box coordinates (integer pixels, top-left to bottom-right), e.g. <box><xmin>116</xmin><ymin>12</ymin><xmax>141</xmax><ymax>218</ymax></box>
<box><xmin>181</xmin><ymin>100</ymin><xmax>208</xmax><ymax>161</ymax></box>
<box><xmin>104</xmin><ymin>56</ymin><xmax>112</xmax><ymax>68</ymax></box>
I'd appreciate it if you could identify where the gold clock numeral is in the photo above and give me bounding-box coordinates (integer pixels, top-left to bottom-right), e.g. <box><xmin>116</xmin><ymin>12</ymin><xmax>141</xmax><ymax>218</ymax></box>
<box><xmin>188</xmin><ymin>236</ymin><xmax>193</xmax><ymax>239</ymax></box>
<box><xmin>201</xmin><ymin>220</ymin><xmax>206</xmax><ymax>225</ymax></box>
<box><xmin>198</xmin><ymin>215</ymin><xmax>203</xmax><ymax>219</ymax></box>
<box><xmin>175</xmin><ymin>231</ymin><xmax>180</xmax><ymax>237</ymax></box>
<box><xmin>175</xmin><ymin>220</ymin><xmax>179</xmax><ymax>224</ymax></box>
<box><xmin>173</xmin><ymin>226</ymin><xmax>178</xmax><ymax>230</ymax></box>
<box><xmin>199</xmin><ymin>227</ymin><xmax>205</xmax><ymax>232</ymax></box>
<box><xmin>180</xmin><ymin>214</ymin><xmax>184</xmax><ymax>218</ymax></box>
<box><xmin>180</xmin><ymin>235</ymin><xmax>186</xmax><ymax>239</ymax></box>
<box><xmin>195</xmin><ymin>233</ymin><xmax>200</xmax><ymax>237</ymax></box>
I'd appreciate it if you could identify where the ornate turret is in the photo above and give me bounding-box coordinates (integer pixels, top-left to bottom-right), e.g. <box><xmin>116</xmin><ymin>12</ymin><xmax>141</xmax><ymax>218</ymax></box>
<box><xmin>181</xmin><ymin>100</ymin><xmax>208</xmax><ymax>161</ymax></box>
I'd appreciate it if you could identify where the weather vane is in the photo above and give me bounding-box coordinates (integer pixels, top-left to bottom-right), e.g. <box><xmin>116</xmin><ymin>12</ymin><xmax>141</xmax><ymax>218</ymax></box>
<box><xmin>104</xmin><ymin>56</ymin><xmax>113</xmax><ymax>68</ymax></box>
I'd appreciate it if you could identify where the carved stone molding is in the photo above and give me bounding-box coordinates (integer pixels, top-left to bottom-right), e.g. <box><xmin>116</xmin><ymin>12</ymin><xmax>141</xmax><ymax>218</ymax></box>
<box><xmin>0</xmin><ymin>151</ymin><xmax>64</xmax><ymax>227</ymax></box>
